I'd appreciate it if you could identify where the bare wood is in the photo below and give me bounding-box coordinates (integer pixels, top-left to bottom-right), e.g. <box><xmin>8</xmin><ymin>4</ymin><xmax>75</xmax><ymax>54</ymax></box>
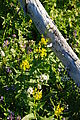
<box><xmin>18</xmin><ymin>0</ymin><xmax>80</xmax><ymax>86</ymax></box>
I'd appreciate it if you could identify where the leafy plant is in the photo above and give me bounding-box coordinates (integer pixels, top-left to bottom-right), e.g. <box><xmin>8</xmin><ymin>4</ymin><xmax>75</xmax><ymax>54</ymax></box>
<box><xmin>0</xmin><ymin>0</ymin><xmax>80</xmax><ymax>120</ymax></box>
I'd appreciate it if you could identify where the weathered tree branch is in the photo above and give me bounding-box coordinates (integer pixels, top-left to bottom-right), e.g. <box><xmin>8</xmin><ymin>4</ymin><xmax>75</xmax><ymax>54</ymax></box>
<box><xmin>18</xmin><ymin>0</ymin><xmax>80</xmax><ymax>86</ymax></box>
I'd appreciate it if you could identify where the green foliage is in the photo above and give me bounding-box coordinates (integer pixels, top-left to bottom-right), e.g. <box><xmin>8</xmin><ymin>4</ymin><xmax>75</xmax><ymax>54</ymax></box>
<box><xmin>0</xmin><ymin>0</ymin><xmax>80</xmax><ymax>120</ymax></box>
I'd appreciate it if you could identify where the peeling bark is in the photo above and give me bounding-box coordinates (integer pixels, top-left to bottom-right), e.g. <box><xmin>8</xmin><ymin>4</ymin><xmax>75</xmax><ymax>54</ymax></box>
<box><xmin>18</xmin><ymin>0</ymin><xmax>80</xmax><ymax>86</ymax></box>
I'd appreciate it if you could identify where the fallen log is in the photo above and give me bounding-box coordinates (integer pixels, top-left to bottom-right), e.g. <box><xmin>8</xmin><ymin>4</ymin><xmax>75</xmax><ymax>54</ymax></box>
<box><xmin>18</xmin><ymin>0</ymin><xmax>80</xmax><ymax>86</ymax></box>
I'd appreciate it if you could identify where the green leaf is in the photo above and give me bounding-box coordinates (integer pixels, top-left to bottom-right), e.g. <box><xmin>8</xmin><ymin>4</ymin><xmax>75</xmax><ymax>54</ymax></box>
<box><xmin>40</xmin><ymin>115</ymin><xmax>54</xmax><ymax>120</ymax></box>
<box><xmin>4</xmin><ymin>113</ymin><xmax>7</xmax><ymax>117</ymax></box>
<box><xmin>22</xmin><ymin>113</ymin><xmax>35</xmax><ymax>120</ymax></box>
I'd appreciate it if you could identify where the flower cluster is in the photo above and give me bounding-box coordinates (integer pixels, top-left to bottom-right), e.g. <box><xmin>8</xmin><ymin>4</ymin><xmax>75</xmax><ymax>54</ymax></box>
<box><xmin>54</xmin><ymin>104</ymin><xmax>64</xmax><ymax>118</ymax></box>
<box><xmin>40</xmin><ymin>48</ymin><xmax>47</xmax><ymax>58</ymax></box>
<box><xmin>34</xmin><ymin>47</ymin><xmax>47</xmax><ymax>58</ymax></box>
<box><xmin>34</xmin><ymin>37</ymin><xmax>48</xmax><ymax>58</ymax></box>
<box><xmin>33</xmin><ymin>88</ymin><xmax>42</xmax><ymax>101</ymax></box>
<box><xmin>6</xmin><ymin>67</ymin><xmax>12</xmax><ymax>73</ymax></box>
<box><xmin>3</xmin><ymin>40</ymin><xmax>10</xmax><ymax>47</ymax></box>
<box><xmin>27</xmin><ymin>87</ymin><xmax>42</xmax><ymax>101</ymax></box>
<box><xmin>20</xmin><ymin>59</ymin><xmax>30</xmax><ymax>71</ymax></box>
<box><xmin>39</xmin><ymin>37</ymin><xmax>48</xmax><ymax>46</ymax></box>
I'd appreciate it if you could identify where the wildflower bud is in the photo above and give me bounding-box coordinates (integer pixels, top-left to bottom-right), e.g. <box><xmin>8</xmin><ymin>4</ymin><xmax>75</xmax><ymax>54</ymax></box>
<box><xmin>12</xmin><ymin>34</ymin><xmax>16</xmax><ymax>38</ymax></box>
<box><xmin>0</xmin><ymin>96</ymin><xmax>4</xmax><ymax>101</ymax></box>
<box><xmin>6</xmin><ymin>67</ymin><xmax>12</xmax><ymax>73</ymax></box>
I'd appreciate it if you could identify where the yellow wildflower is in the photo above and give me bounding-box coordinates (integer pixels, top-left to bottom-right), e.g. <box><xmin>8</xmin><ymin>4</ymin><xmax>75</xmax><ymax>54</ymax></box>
<box><xmin>29</xmin><ymin>19</ymin><xmax>32</xmax><ymax>24</ymax></box>
<box><xmin>55</xmin><ymin>104</ymin><xmax>64</xmax><ymax>118</ymax></box>
<box><xmin>39</xmin><ymin>37</ymin><xmax>48</xmax><ymax>46</ymax></box>
<box><xmin>34</xmin><ymin>47</ymin><xmax>47</xmax><ymax>58</ymax></box>
<box><xmin>39</xmin><ymin>47</ymin><xmax>41</xmax><ymax>53</ymax></box>
<box><xmin>40</xmin><ymin>48</ymin><xmax>47</xmax><ymax>58</ymax></box>
<box><xmin>39</xmin><ymin>41</ymin><xmax>41</xmax><ymax>46</ymax></box>
<box><xmin>33</xmin><ymin>88</ymin><xmax>42</xmax><ymax>100</ymax></box>
<box><xmin>20</xmin><ymin>59</ymin><xmax>30</xmax><ymax>71</ymax></box>
<box><xmin>34</xmin><ymin>48</ymin><xmax>39</xmax><ymax>53</ymax></box>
